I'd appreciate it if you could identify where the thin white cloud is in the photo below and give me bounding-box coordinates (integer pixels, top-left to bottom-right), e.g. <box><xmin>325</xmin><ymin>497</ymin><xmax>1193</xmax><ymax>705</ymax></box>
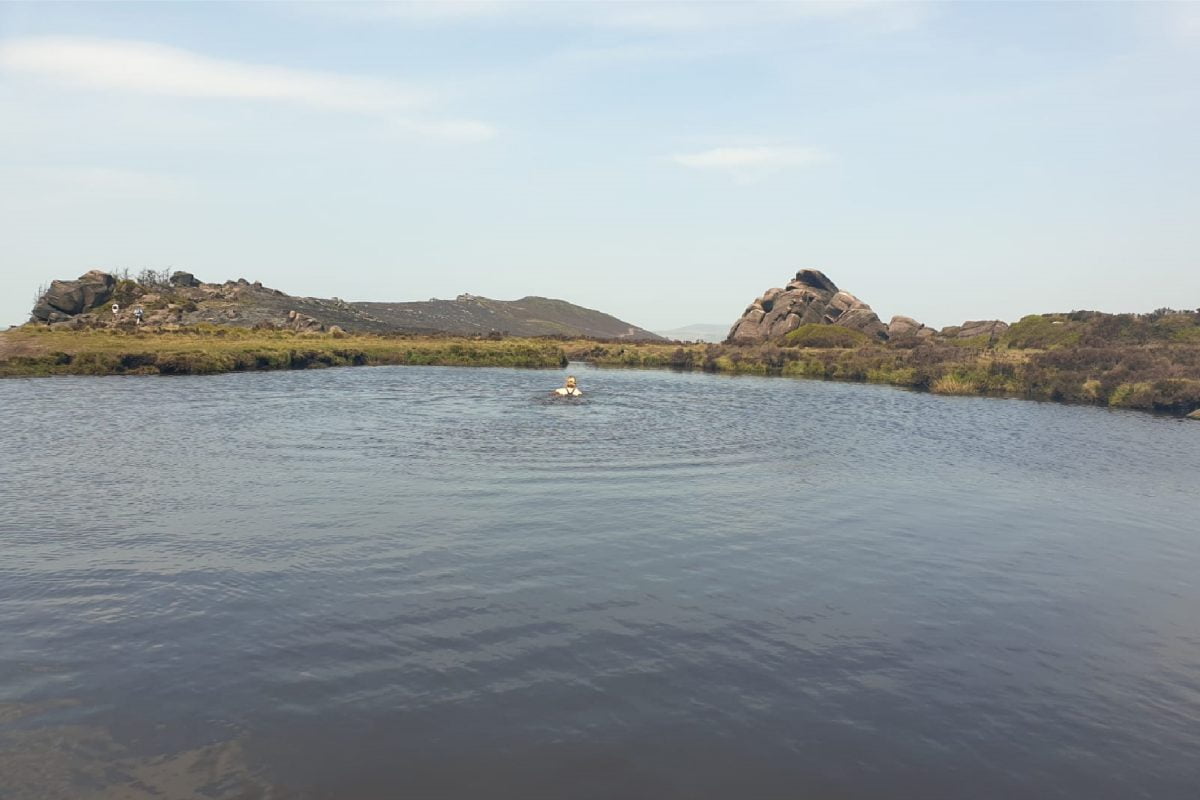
<box><xmin>1176</xmin><ymin>3</ymin><xmax>1200</xmax><ymax>42</ymax></box>
<box><xmin>591</xmin><ymin>1</ymin><xmax>883</xmax><ymax>33</ymax></box>
<box><xmin>0</xmin><ymin>36</ymin><xmax>494</xmax><ymax>141</ymax></box>
<box><xmin>306</xmin><ymin>1</ymin><xmax>930</xmax><ymax>34</ymax></box>
<box><xmin>394</xmin><ymin>117</ymin><xmax>497</xmax><ymax>142</ymax></box>
<box><xmin>672</xmin><ymin>146</ymin><xmax>831</xmax><ymax>171</ymax></box>
<box><xmin>0</xmin><ymin>165</ymin><xmax>191</xmax><ymax>203</ymax></box>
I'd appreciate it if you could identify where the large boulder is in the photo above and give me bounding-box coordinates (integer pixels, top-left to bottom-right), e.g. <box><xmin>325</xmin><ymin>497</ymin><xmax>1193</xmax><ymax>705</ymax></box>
<box><xmin>169</xmin><ymin>270</ymin><xmax>201</xmax><ymax>288</ymax></box>
<box><xmin>888</xmin><ymin>315</ymin><xmax>934</xmax><ymax>340</ymax></box>
<box><xmin>727</xmin><ymin>269</ymin><xmax>888</xmax><ymax>343</ymax></box>
<box><xmin>31</xmin><ymin>270</ymin><xmax>116</xmax><ymax>321</ymax></box>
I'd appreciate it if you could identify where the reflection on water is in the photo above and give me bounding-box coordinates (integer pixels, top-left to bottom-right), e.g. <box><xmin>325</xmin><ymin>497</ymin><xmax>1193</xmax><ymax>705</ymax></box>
<box><xmin>1</xmin><ymin>365</ymin><xmax>1199</xmax><ymax>799</ymax></box>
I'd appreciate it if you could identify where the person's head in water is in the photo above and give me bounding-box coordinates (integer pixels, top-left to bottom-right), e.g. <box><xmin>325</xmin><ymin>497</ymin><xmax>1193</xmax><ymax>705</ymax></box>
<box><xmin>554</xmin><ymin>376</ymin><xmax>582</xmax><ymax>396</ymax></box>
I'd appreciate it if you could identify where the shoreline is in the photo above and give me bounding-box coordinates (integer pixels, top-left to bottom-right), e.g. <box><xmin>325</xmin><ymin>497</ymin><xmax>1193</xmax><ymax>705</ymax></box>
<box><xmin>2</xmin><ymin>326</ymin><xmax>1198</xmax><ymax>419</ymax></box>
<box><xmin>0</xmin><ymin>326</ymin><xmax>567</xmax><ymax>376</ymax></box>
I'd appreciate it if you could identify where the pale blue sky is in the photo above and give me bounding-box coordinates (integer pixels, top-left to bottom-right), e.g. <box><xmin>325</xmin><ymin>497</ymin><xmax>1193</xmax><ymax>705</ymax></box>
<box><xmin>2</xmin><ymin>1</ymin><xmax>1198</xmax><ymax>331</ymax></box>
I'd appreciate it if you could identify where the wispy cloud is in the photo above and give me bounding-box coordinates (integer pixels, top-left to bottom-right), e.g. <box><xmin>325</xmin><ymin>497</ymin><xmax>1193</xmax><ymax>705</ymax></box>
<box><xmin>672</xmin><ymin>145</ymin><xmax>831</xmax><ymax>175</ymax></box>
<box><xmin>0</xmin><ymin>165</ymin><xmax>191</xmax><ymax>203</ymax></box>
<box><xmin>308</xmin><ymin>1</ymin><xmax>930</xmax><ymax>34</ymax></box>
<box><xmin>0</xmin><ymin>36</ymin><xmax>494</xmax><ymax>140</ymax></box>
<box><xmin>1175</xmin><ymin>3</ymin><xmax>1200</xmax><ymax>42</ymax></box>
<box><xmin>589</xmin><ymin>1</ymin><xmax>912</xmax><ymax>33</ymax></box>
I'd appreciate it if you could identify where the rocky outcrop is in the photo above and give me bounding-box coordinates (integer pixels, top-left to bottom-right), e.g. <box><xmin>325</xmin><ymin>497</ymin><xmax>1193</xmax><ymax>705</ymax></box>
<box><xmin>169</xmin><ymin>271</ymin><xmax>201</xmax><ymax>288</ymax></box>
<box><xmin>286</xmin><ymin>310</ymin><xmax>325</xmax><ymax>332</ymax></box>
<box><xmin>887</xmin><ymin>315</ymin><xmax>935</xmax><ymax>340</ymax></box>
<box><xmin>727</xmin><ymin>269</ymin><xmax>888</xmax><ymax>344</ymax></box>
<box><xmin>31</xmin><ymin>270</ymin><xmax>116</xmax><ymax>322</ymax></box>
<box><xmin>26</xmin><ymin>269</ymin><xmax>663</xmax><ymax>339</ymax></box>
<box><xmin>941</xmin><ymin>320</ymin><xmax>1010</xmax><ymax>344</ymax></box>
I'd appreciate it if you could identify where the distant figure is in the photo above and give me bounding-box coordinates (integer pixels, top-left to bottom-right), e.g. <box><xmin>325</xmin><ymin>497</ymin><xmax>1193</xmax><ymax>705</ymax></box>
<box><xmin>134</xmin><ymin>306</ymin><xmax>144</xmax><ymax>325</ymax></box>
<box><xmin>553</xmin><ymin>376</ymin><xmax>582</xmax><ymax>397</ymax></box>
<box><xmin>111</xmin><ymin>303</ymin><xmax>120</xmax><ymax>317</ymax></box>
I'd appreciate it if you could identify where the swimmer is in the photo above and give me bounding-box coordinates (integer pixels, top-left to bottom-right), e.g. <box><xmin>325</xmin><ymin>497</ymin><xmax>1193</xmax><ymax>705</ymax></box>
<box><xmin>553</xmin><ymin>376</ymin><xmax>582</xmax><ymax>397</ymax></box>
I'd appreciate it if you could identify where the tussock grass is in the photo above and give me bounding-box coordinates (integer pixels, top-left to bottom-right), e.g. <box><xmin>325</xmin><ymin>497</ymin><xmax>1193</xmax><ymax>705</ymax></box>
<box><xmin>931</xmin><ymin>374</ymin><xmax>980</xmax><ymax>395</ymax></box>
<box><xmin>0</xmin><ymin>327</ymin><xmax>565</xmax><ymax>377</ymax></box>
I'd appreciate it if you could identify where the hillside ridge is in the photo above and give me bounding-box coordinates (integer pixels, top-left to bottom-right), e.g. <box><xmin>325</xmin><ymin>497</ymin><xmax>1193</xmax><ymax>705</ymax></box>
<box><xmin>27</xmin><ymin>269</ymin><xmax>664</xmax><ymax>340</ymax></box>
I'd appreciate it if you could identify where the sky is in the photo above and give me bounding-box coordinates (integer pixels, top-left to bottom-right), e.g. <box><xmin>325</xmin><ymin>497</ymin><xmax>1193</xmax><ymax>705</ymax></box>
<box><xmin>2</xmin><ymin>1</ymin><xmax>1198</xmax><ymax>331</ymax></box>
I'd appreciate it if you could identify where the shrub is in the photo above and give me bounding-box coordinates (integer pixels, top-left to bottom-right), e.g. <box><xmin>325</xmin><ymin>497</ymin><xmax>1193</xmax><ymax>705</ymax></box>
<box><xmin>784</xmin><ymin>324</ymin><xmax>869</xmax><ymax>348</ymax></box>
<box><xmin>1109</xmin><ymin>382</ymin><xmax>1154</xmax><ymax>408</ymax></box>
<box><xmin>1003</xmin><ymin>315</ymin><xmax>1082</xmax><ymax>349</ymax></box>
<box><xmin>668</xmin><ymin>347</ymin><xmax>694</xmax><ymax>369</ymax></box>
<box><xmin>782</xmin><ymin>359</ymin><xmax>828</xmax><ymax>379</ymax></box>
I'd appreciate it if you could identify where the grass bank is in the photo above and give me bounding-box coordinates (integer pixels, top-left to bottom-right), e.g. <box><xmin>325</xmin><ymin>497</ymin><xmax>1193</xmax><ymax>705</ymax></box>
<box><xmin>0</xmin><ymin>326</ymin><xmax>566</xmax><ymax>377</ymax></box>
<box><xmin>5</xmin><ymin>324</ymin><xmax>1199</xmax><ymax>418</ymax></box>
<box><xmin>563</xmin><ymin>338</ymin><xmax>1200</xmax><ymax>416</ymax></box>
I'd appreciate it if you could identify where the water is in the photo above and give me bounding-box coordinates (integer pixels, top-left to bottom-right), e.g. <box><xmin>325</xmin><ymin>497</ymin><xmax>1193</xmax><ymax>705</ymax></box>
<box><xmin>1</xmin><ymin>365</ymin><xmax>1198</xmax><ymax>799</ymax></box>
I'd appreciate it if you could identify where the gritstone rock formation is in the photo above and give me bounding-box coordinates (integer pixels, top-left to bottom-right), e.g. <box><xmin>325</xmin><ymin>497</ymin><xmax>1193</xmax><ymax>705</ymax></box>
<box><xmin>726</xmin><ymin>269</ymin><xmax>889</xmax><ymax>343</ymax></box>
<box><xmin>887</xmin><ymin>315</ymin><xmax>935</xmax><ymax>340</ymax></box>
<box><xmin>31</xmin><ymin>271</ymin><xmax>117</xmax><ymax>323</ymax></box>
<box><xmin>28</xmin><ymin>270</ymin><xmax>663</xmax><ymax>339</ymax></box>
<box><xmin>940</xmin><ymin>320</ymin><xmax>1010</xmax><ymax>344</ymax></box>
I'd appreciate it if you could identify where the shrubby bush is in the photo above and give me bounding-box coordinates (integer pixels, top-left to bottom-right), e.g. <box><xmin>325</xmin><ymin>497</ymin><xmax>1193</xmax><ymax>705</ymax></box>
<box><xmin>784</xmin><ymin>324</ymin><xmax>869</xmax><ymax>348</ymax></box>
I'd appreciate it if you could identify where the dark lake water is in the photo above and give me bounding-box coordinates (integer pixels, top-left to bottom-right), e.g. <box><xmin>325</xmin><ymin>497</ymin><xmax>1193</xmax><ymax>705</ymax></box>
<box><xmin>2</xmin><ymin>365</ymin><xmax>1198</xmax><ymax>799</ymax></box>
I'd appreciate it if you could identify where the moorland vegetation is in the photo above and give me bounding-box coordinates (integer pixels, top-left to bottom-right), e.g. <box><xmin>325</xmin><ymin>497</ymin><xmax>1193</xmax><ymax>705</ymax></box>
<box><xmin>6</xmin><ymin>269</ymin><xmax>1199</xmax><ymax>418</ymax></box>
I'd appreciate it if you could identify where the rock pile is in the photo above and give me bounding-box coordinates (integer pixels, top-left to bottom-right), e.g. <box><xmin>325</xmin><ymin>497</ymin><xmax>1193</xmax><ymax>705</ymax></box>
<box><xmin>286</xmin><ymin>310</ymin><xmax>326</xmax><ymax>332</ymax></box>
<box><xmin>940</xmin><ymin>319</ymin><xmax>1010</xmax><ymax>343</ymax></box>
<box><xmin>887</xmin><ymin>315</ymin><xmax>935</xmax><ymax>340</ymax></box>
<box><xmin>726</xmin><ymin>269</ymin><xmax>889</xmax><ymax>343</ymax></box>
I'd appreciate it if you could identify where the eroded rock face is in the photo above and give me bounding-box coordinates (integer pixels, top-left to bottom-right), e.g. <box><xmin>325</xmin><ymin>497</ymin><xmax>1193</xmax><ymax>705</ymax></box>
<box><xmin>31</xmin><ymin>270</ymin><xmax>116</xmax><ymax>322</ymax></box>
<box><xmin>727</xmin><ymin>269</ymin><xmax>888</xmax><ymax>343</ymax></box>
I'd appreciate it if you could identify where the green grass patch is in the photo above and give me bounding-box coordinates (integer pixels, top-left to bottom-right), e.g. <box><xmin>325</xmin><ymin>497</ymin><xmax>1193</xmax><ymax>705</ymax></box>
<box><xmin>1002</xmin><ymin>315</ymin><xmax>1083</xmax><ymax>349</ymax></box>
<box><xmin>0</xmin><ymin>328</ymin><xmax>565</xmax><ymax>377</ymax></box>
<box><xmin>784</xmin><ymin>324</ymin><xmax>869</xmax><ymax>348</ymax></box>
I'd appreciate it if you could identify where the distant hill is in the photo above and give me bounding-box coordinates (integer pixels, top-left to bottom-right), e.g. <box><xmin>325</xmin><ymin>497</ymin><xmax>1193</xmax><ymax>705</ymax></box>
<box><xmin>357</xmin><ymin>294</ymin><xmax>664</xmax><ymax>339</ymax></box>
<box><xmin>28</xmin><ymin>270</ymin><xmax>664</xmax><ymax>340</ymax></box>
<box><xmin>654</xmin><ymin>323</ymin><xmax>729</xmax><ymax>342</ymax></box>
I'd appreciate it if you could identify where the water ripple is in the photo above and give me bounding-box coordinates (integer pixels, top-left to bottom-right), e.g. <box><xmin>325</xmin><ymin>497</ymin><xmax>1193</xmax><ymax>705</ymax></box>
<box><xmin>1</xmin><ymin>365</ymin><xmax>1199</xmax><ymax>798</ymax></box>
